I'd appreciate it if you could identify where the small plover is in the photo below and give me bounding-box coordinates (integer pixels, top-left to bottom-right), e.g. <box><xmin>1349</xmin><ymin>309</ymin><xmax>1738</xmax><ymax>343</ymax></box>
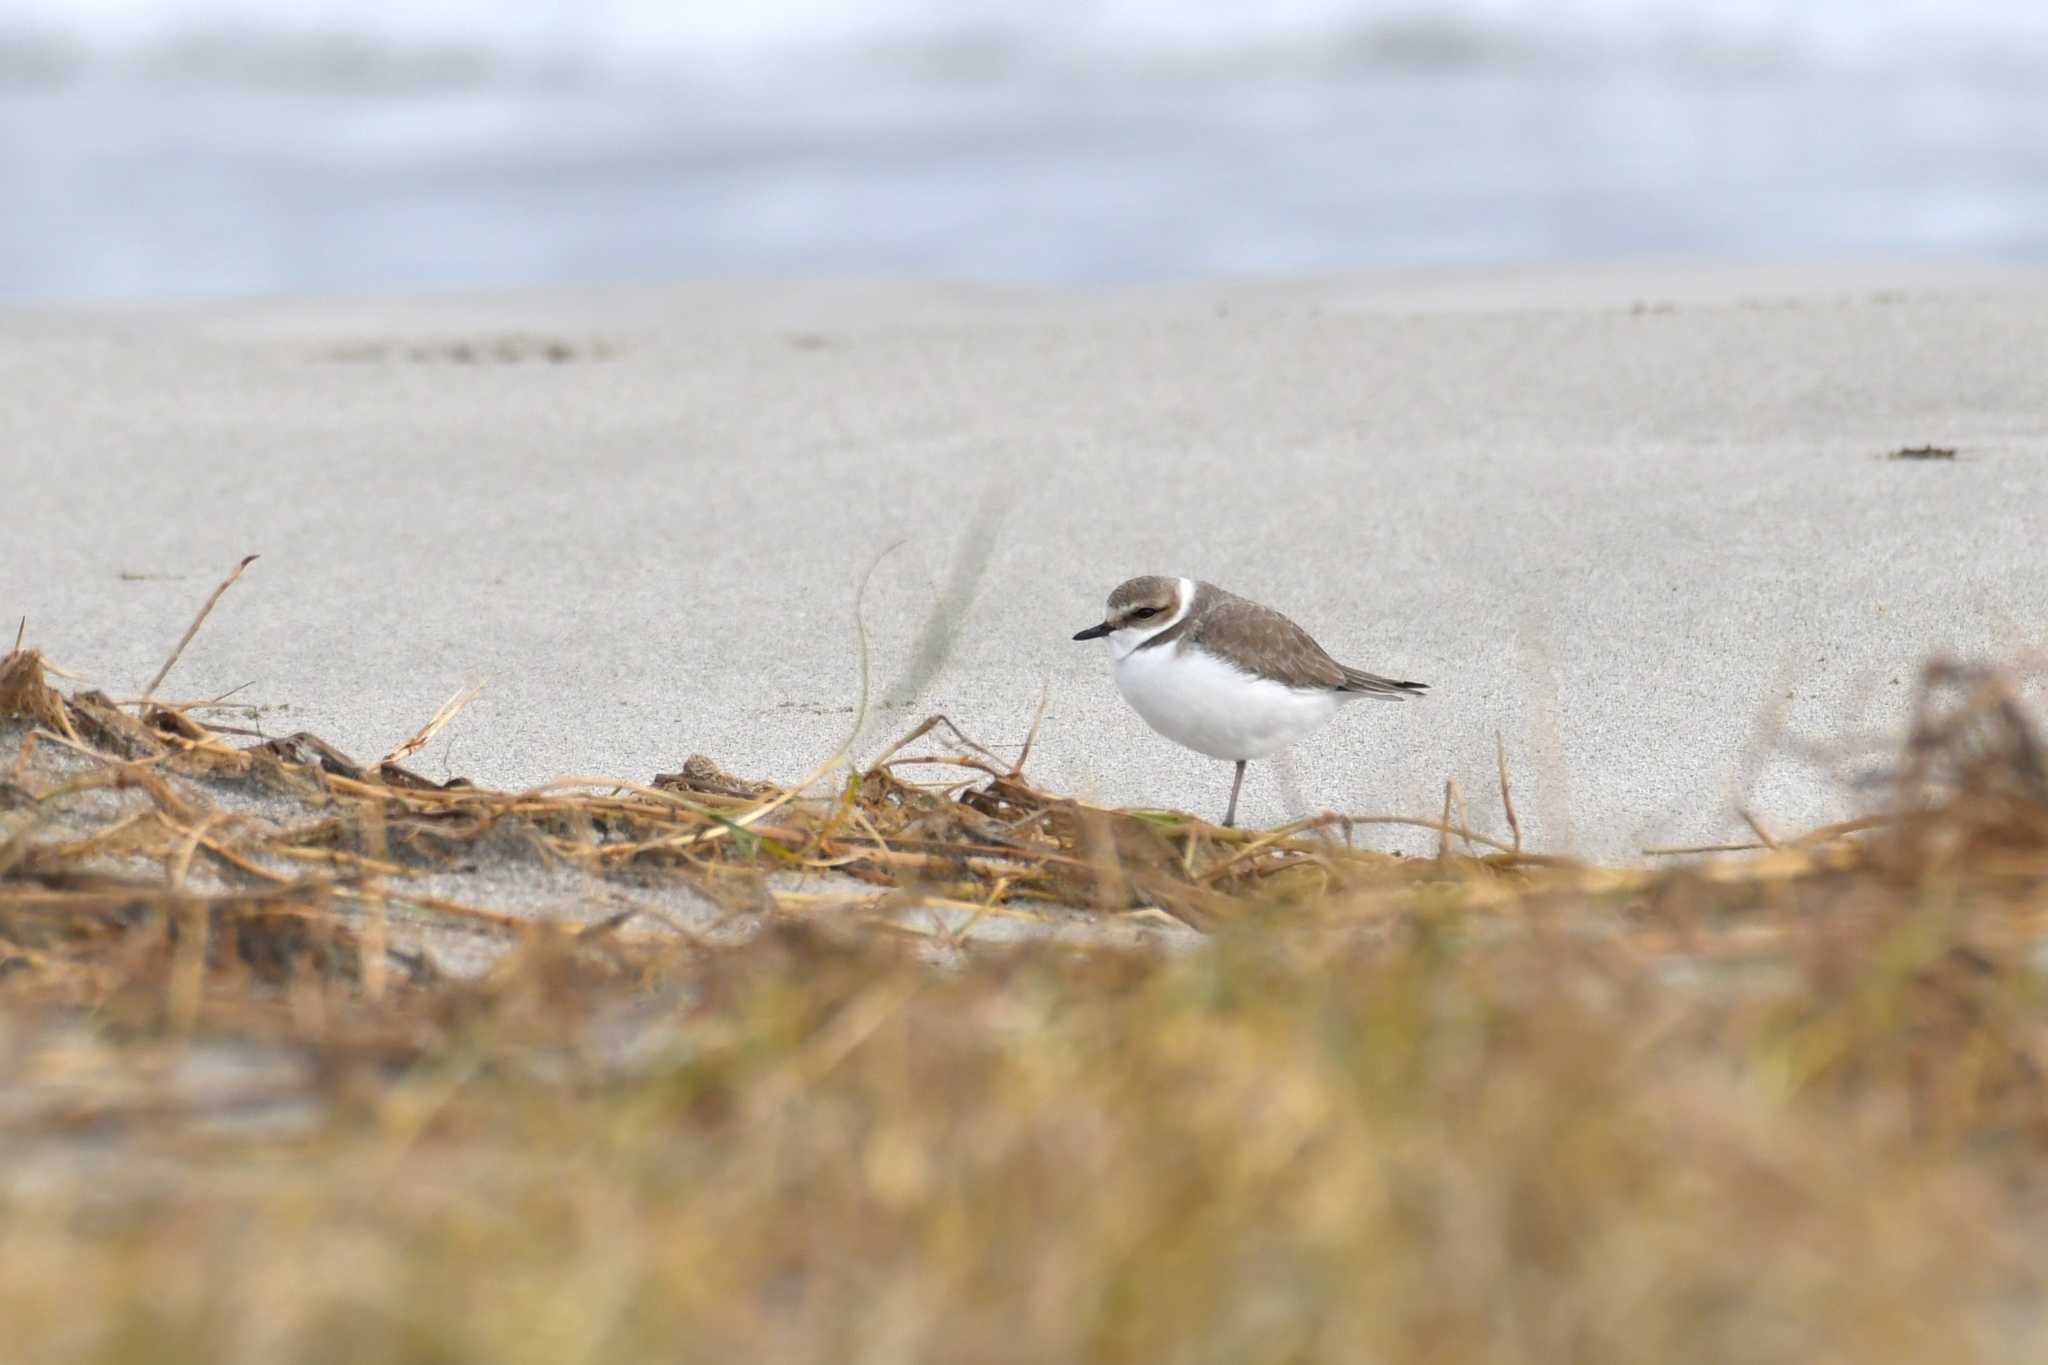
<box><xmin>1073</xmin><ymin>575</ymin><xmax>1426</xmax><ymax>827</ymax></box>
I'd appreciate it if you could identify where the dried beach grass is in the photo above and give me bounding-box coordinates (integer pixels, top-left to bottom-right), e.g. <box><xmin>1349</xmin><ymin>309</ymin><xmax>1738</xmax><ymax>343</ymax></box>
<box><xmin>5</xmin><ymin>593</ymin><xmax>2048</xmax><ymax>1361</ymax></box>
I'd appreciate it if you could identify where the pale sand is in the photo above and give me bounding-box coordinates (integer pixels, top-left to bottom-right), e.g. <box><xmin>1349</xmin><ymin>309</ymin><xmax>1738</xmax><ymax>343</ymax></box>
<box><xmin>5</xmin><ymin>262</ymin><xmax>2046</xmax><ymax>863</ymax></box>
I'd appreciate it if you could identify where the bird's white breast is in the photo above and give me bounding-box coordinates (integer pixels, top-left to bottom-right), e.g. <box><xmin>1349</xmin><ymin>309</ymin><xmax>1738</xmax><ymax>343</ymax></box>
<box><xmin>1112</xmin><ymin>642</ymin><xmax>1346</xmax><ymax>761</ymax></box>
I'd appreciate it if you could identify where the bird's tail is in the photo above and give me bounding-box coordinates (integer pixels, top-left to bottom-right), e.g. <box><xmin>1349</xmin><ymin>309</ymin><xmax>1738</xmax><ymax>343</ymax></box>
<box><xmin>1337</xmin><ymin>667</ymin><xmax>1429</xmax><ymax>700</ymax></box>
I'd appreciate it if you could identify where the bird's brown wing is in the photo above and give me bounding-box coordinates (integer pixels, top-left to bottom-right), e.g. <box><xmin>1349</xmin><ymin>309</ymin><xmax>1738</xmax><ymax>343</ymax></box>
<box><xmin>1181</xmin><ymin>589</ymin><xmax>1428</xmax><ymax>699</ymax></box>
<box><xmin>1183</xmin><ymin>595</ymin><xmax>1349</xmax><ymax>692</ymax></box>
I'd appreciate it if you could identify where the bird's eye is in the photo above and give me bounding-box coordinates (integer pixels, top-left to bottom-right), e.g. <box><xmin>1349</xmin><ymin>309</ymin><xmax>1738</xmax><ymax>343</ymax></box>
<box><xmin>1132</xmin><ymin>607</ymin><xmax>1160</xmax><ymax>619</ymax></box>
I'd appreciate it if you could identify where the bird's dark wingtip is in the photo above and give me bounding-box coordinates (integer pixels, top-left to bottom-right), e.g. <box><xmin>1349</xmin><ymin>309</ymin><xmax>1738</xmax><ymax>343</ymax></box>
<box><xmin>1336</xmin><ymin>675</ymin><xmax>1430</xmax><ymax>699</ymax></box>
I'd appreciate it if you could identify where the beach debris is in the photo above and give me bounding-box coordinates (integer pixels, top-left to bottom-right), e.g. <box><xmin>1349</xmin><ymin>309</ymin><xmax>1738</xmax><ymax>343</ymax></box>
<box><xmin>139</xmin><ymin>553</ymin><xmax>259</xmax><ymax>706</ymax></box>
<box><xmin>0</xmin><ymin>644</ymin><xmax>77</xmax><ymax>743</ymax></box>
<box><xmin>322</xmin><ymin>334</ymin><xmax>616</xmax><ymax>365</ymax></box>
<box><xmin>655</xmin><ymin>754</ymin><xmax>778</xmax><ymax>799</ymax></box>
<box><xmin>381</xmin><ymin>680</ymin><xmax>484</xmax><ymax>766</ymax></box>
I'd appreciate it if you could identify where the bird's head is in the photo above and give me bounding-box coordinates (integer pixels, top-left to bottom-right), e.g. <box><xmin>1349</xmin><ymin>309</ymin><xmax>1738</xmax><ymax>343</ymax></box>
<box><xmin>1073</xmin><ymin>575</ymin><xmax>1187</xmax><ymax>657</ymax></box>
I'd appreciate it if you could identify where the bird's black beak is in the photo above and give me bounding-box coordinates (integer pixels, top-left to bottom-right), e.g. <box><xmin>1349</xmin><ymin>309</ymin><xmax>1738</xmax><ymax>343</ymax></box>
<box><xmin>1072</xmin><ymin>622</ymin><xmax>1111</xmax><ymax>641</ymax></box>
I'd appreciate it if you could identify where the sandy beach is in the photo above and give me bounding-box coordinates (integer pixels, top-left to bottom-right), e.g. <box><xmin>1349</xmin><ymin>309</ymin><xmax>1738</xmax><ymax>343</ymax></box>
<box><xmin>9</xmin><ymin>258</ymin><xmax>2048</xmax><ymax>1363</ymax></box>
<box><xmin>5</xmin><ymin>261</ymin><xmax>2045</xmax><ymax>861</ymax></box>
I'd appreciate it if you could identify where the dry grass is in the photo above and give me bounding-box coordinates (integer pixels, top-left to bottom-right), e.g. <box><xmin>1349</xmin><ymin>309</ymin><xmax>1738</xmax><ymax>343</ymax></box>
<box><xmin>6</xmin><ymin>618</ymin><xmax>2048</xmax><ymax>1362</ymax></box>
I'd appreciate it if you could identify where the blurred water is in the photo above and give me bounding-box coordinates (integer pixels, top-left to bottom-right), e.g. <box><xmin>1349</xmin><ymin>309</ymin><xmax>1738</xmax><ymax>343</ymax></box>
<box><xmin>3</xmin><ymin>0</ymin><xmax>2047</xmax><ymax>299</ymax></box>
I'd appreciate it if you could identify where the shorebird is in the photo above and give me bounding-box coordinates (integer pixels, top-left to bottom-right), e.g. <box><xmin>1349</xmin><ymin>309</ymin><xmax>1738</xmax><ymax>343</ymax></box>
<box><xmin>1073</xmin><ymin>575</ymin><xmax>1426</xmax><ymax>827</ymax></box>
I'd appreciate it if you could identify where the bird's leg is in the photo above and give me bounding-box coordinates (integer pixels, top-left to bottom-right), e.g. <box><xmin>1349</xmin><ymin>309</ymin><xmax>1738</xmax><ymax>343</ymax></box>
<box><xmin>1222</xmin><ymin>760</ymin><xmax>1247</xmax><ymax>828</ymax></box>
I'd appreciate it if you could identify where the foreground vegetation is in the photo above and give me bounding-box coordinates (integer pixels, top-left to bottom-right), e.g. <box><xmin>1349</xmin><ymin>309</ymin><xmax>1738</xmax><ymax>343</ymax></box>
<box><xmin>5</xmin><ymin>620</ymin><xmax>2047</xmax><ymax>1362</ymax></box>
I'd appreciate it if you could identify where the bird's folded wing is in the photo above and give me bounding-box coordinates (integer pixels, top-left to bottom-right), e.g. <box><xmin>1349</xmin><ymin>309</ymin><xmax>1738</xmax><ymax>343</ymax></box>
<box><xmin>1187</xmin><ymin>598</ymin><xmax>1349</xmax><ymax>691</ymax></box>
